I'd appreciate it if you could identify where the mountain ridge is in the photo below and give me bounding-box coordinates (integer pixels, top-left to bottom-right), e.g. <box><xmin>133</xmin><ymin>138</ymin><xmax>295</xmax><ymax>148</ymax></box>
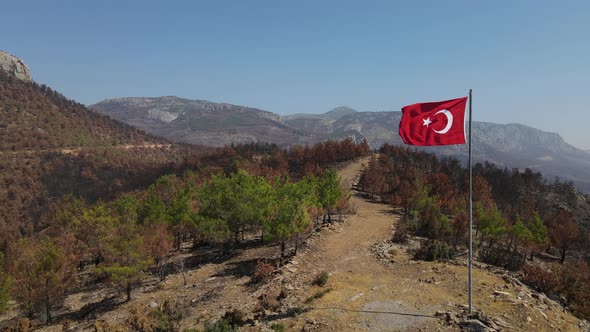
<box><xmin>91</xmin><ymin>96</ymin><xmax>317</xmax><ymax>147</ymax></box>
<box><xmin>92</xmin><ymin>96</ymin><xmax>590</xmax><ymax>192</ymax></box>
<box><xmin>283</xmin><ymin>106</ymin><xmax>358</xmax><ymax>121</ymax></box>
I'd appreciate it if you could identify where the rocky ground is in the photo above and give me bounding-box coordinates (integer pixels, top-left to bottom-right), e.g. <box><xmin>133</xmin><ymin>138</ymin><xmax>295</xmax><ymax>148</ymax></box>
<box><xmin>2</xmin><ymin>156</ymin><xmax>587</xmax><ymax>331</ymax></box>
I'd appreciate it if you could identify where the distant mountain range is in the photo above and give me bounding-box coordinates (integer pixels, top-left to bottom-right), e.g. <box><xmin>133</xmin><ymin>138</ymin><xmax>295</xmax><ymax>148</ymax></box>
<box><xmin>91</xmin><ymin>97</ymin><xmax>590</xmax><ymax>192</ymax></box>
<box><xmin>91</xmin><ymin>97</ymin><xmax>318</xmax><ymax>147</ymax></box>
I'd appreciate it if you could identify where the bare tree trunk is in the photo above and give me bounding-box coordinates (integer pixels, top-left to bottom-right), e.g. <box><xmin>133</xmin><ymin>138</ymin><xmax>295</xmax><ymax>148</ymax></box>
<box><xmin>280</xmin><ymin>241</ymin><xmax>286</xmax><ymax>266</ymax></box>
<box><xmin>175</xmin><ymin>260</ymin><xmax>187</xmax><ymax>286</ymax></box>
<box><xmin>126</xmin><ymin>282</ymin><xmax>132</xmax><ymax>302</ymax></box>
<box><xmin>158</xmin><ymin>258</ymin><xmax>167</xmax><ymax>281</ymax></box>
<box><xmin>45</xmin><ymin>295</ymin><xmax>51</xmax><ymax>323</ymax></box>
<box><xmin>175</xmin><ymin>233</ymin><xmax>181</xmax><ymax>251</ymax></box>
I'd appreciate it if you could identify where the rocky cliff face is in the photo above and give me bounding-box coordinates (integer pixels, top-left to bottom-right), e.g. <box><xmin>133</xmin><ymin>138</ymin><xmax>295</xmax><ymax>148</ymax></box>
<box><xmin>0</xmin><ymin>51</ymin><xmax>32</xmax><ymax>81</ymax></box>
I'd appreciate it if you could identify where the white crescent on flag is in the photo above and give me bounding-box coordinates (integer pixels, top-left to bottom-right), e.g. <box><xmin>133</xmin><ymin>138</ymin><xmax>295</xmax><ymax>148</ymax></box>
<box><xmin>433</xmin><ymin>109</ymin><xmax>453</xmax><ymax>134</ymax></box>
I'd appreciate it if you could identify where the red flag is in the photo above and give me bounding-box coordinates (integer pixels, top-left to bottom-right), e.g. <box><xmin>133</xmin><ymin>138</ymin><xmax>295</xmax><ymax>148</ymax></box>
<box><xmin>399</xmin><ymin>96</ymin><xmax>467</xmax><ymax>146</ymax></box>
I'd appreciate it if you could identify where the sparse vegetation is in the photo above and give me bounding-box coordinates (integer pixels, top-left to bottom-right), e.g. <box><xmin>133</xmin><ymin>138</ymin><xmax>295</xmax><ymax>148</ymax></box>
<box><xmin>126</xmin><ymin>300</ymin><xmax>185</xmax><ymax>332</ymax></box>
<box><xmin>270</xmin><ymin>322</ymin><xmax>286</xmax><ymax>332</ymax></box>
<box><xmin>312</xmin><ymin>271</ymin><xmax>329</xmax><ymax>287</ymax></box>
<box><xmin>254</xmin><ymin>260</ymin><xmax>275</xmax><ymax>282</ymax></box>
<box><xmin>258</xmin><ymin>288</ymin><xmax>281</xmax><ymax>311</ymax></box>
<box><xmin>358</xmin><ymin>144</ymin><xmax>590</xmax><ymax>319</ymax></box>
<box><xmin>202</xmin><ymin>319</ymin><xmax>238</xmax><ymax>332</ymax></box>
<box><xmin>391</xmin><ymin>222</ymin><xmax>409</xmax><ymax>244</ymax></box>
<box><xmin>286</xmin><ymin>306</ymin><xmax>305</xmax><ymax>317</ymax></box>
<box><xmin>0</xmin><ymin>253</ymin><xmax>11</xmax><ymax>313</ymax></box>
<box><xmin>522</xmin><ymin>265</ymin><xmax>561</xmax><ymax>293</ymax></box>
<box><xmin>414</xmin><ymin>240</ymin><xmax>457</xmax><ymax>262</ymax></box>
<box><xmin>220</xmin><ymin>309</ymin><xmax>246</xmax><ymax>328</ymax></box>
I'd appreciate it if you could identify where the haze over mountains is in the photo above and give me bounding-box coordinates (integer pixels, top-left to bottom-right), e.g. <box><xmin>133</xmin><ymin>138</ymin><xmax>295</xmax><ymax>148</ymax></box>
<box><xmin>92</xmin><ymin>96</ymin><xmax>590</xmax><ymax>192</ymax></box>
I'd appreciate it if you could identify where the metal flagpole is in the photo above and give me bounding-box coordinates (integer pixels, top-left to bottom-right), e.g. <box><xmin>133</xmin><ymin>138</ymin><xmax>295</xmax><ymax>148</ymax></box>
<box><xmin>468</xmin><ymin>89</ymin><xmax>473</xmax><ymax>315</ymax></box>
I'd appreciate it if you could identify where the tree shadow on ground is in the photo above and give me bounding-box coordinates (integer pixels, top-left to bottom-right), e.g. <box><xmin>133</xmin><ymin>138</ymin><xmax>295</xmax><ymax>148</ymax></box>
<box><xmin>213</xmin><ymin>257</ymin><xmax>281</xmax><ymax>287</ymax></box>
<box><xmin>215</xmin><ymin>258</ymin><xmax>259</xmax><ymax>279</ymax></box>
<box><xmin>354</xmin><ymin>191</ymin><xmax>373</xmax><ymax>200</ymax></box>
<box><xmin>263</xmin><ymin>307</ymin><xmax>311</xmax><ymax>322</ymax></box>
<box><xmin>60</xmin><ymin>295</ymin><xmax>122</xmax><ymax>321</ymax></box>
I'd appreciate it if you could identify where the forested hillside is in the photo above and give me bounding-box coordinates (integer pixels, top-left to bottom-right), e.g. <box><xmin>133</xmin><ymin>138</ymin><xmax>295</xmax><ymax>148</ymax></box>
<box><xmin>0</xmin><ymin>71</ymin><xmax>194</xmax><ymax>251</ymax></box>
<box><xmin>0</xmin><ymin>127</ymin><xmax>370</xmax><ymax>327</ymax></box>
<box><xmin>0</xmin><ymin>71</ymin><xmax>163</xmax><ymax>151</ymax></box>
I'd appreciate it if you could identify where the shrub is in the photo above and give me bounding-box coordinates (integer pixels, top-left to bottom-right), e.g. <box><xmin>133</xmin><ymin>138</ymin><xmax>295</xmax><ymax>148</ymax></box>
<box><xmin>203</xmin><ymin>319</ymin><xmax>237</xmax><ymax>332</ymax></box>
<box><xmin>522</xmin><ymin>265</ymin><xmax>561</xmax><ymax>293</ymax></box>
<box><xmin>259</xmin><ymin>288</ymin><xmax>281</xmax><ymax>311</ymax></box>
<box><xmin>0</xmin><ymin>252</ymin><xmax>10</xmax><ymax>314</ymax></box>
<box><xmin>126</xmin><ymin>299</ymin><xmax>185</xmax><ymax>332</ymax></box>
<box><xmin>0</xmin><ymin>273</ymin><xmax>10</xmax><ymax>314</ymax></box>
<box><xmin>479</xmin><ymin>244</ymin><xmax>525</xmax><ymax>271</ymax></box>
<box><xmin>126</xmin><ymin>304</ymin><xmax>153</xmax><ymax>332</ymax></box>
<box><xmin>557</xmin><ymin>260</ymin><xmax>590</xmax><ymax>319</ymax></box>
<box><xmin>91</xmin><ymin>320</ymin><xmax>128</xmax><ymax>332</ymax></box>
<box><xmin>414</xmin><ymin>240</ymin><xmax>456</xmax><ymax>261</ymax></box>
<box><xmin>221</xmin><ymin>309</ymin><xmax>245</xmax><ymax>328</ymax></box>
<box><xmin>312</xmin><ymin>271</ymin><xmax>329</xmax><ymax>287</ymax></box>
<box><xmin>254</xmin><ymin>260</ymin><xmax>274</xmax><ymax>282</ymax></box>
<box><xmin>391</xmin><ymin>222</ymin><xmax>409</xmax><ymax>243</ymax></box>
<box><xmin>270</xmin><ymin>323</ymin><xmax>285</xmax><ymax>332</ymax></box>
<box><xmin>286</xmin><ymin>306</ymin><xmax>305</xmax><ymax>317</ymax></box>
<box><xmin>152</xmin><ymin>300</ymin><xmax>185</xmax><ymax>332</ymax></box>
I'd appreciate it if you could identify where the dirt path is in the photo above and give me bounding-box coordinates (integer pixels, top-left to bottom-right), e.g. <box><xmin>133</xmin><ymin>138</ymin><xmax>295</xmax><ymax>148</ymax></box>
<box><xmin>281</xmin><ymin>156</ymin><xmax>441</xmax><ymax>331</ymax></box>
<box><xmin>280</xmin><ymin>156</ymin><xmax>581</xmax><ymax>331</ymax></box>
<box><xmin>0</xmin><ymin>143</ymin><xmax>172</xmax><ymax>156</ymax></box>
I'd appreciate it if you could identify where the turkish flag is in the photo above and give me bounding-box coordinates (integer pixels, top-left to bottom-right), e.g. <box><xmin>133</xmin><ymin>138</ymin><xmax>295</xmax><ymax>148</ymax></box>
<box><xmin>399</xmin><ymin>96</ymin><xmax>467</xmax><ymax>146</ymax></box>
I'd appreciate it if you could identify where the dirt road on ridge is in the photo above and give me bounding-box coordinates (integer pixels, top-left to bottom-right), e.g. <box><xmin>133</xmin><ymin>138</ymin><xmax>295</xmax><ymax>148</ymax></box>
<box><xmin>282</xmin><ymin>155</ymin><xmax>580</xmax><ymax>331</ymax></box>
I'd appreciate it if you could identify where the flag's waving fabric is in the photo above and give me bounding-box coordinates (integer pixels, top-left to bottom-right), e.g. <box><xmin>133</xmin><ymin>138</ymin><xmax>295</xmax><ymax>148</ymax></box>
<box><xmin>399</xmin><ymin>96</ymin><xmax>467</xmax><ymax>146</ymax></box>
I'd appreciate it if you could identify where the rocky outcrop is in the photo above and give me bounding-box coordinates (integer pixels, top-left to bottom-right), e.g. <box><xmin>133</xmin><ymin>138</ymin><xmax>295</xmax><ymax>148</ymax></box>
<box><xmin>0</xmin><ymin>51</ymin><xmax>32</xmax><ymax>81</ymax></box>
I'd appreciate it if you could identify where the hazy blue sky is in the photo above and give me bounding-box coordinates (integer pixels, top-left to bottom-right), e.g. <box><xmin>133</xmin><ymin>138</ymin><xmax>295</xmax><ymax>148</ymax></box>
<box><xmin>3</xmin><ymin>1</ymin><xmax>590</xmax><ymax>148</ymax></box>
